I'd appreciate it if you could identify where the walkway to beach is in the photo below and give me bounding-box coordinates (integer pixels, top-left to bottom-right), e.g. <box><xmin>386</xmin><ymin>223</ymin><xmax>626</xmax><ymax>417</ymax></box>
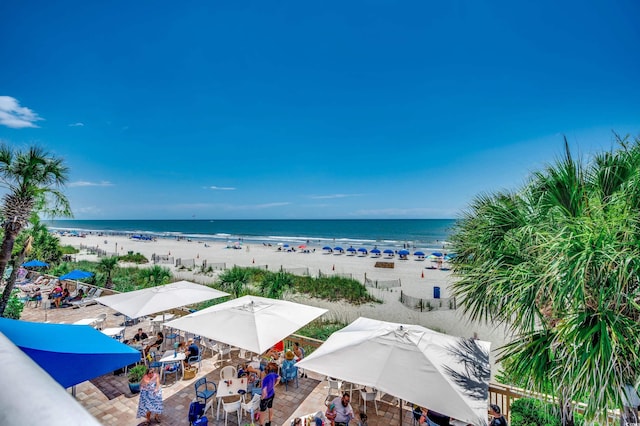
<box><xmin>20</xmin><ymin>302</ymin><xmax>417</xmax><ymax>425</ymax></box>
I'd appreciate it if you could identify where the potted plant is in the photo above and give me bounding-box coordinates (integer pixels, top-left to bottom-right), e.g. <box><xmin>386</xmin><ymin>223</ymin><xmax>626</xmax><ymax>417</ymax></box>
<box><xmin>128</xmin><ymin>365</ymin><xmax>147</xmax><ymax>394</ymax></box>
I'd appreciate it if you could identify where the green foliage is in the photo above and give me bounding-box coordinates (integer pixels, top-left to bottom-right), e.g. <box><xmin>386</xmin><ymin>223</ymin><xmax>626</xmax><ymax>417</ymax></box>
<box><xmin>297</xmin><ymin>320</ymin><xmax>346</xmax><ymax>341</ymax></box>
<box><xmin>511</xmin><ymin>398</ymin><xmax>562</xmax><ymax>426</ymax></box>
<box><xmin>218</xmin><ymin>266</ymin><xmax>251</xmax><ymax>298</ymax></box>
<box><xmin>451</xmin><ymin>134</ymin><xmax>640</xmax><ymax>423</ymax></box>
<box><xmin>137</xmin><ymin>265</ymin><xmax>171</xmax><ymax>287</ymax></box>
<box><xmin>128</xmin><ymin>364</ymin><xmax>147</xmax><ymax>383</ymax></box>
<box><xmin>60</xmin><ymin>245</ymin><xmax>79</xmax><ymax>254</ymax></box>
<box><xmin>260</xmin><ymin>271</ymin><xmax>294</xmax><ymax>299</ymax></box>
<box><xmin>117</xmin><ymin>252</ymin><xmax>148</xmax><ymax>264</ymax></box>
<box><xmin>4</xmin><ymin>291</ymin><xmax>24</xmax><ymax>319</ymax></box>
<box><xmin>293</xmin><ymin>275</ymin><xmax>378</xmax><ymax>304</ymax></box>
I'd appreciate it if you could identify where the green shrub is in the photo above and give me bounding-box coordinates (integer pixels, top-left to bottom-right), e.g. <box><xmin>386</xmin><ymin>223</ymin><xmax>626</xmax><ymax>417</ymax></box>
<box><xmin>117</xmin><ymin>252</ymin><xmax>148</xmax><ymax>264</ymax></box>
<box><xmin>4</xmin><ymin>291</ymin><xmax>25</xmax><ymax>319</ymax></box>
<box><xmin>511</xmin><ymin>398</ymin><xmax>561</xmax><ymax>426</ymax></box>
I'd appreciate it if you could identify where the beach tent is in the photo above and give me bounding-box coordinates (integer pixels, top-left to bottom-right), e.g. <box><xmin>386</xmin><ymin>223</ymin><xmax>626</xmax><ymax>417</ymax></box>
<box><xmin>165</xmin><ymin>295</ymin><xmax>327</xmax><ymax>354</ymax></box>
<box><xmin>22</xmin><ymin>259</ymin><xmax>49</xmax><ymax>268</ymax></box>
<box><xmin>296</xmin><ymin>317</ymin><xmax>491</xmax><ymax>426</ymax></box>
<box><xmin>0</xmin><ymin>318</ymin><xmax>140</xmax><ymax>389</ymax></box>
<box><xmin>60</xmin><ymin>269</ymin><xmax>94</xmax><ymax>280</ymax></box>
<box><xmin>0</xmin><ymin>332</ymin><xmax>101</xmax><ymax>426</ymax></box>
<box><xmin>95</xmin><ymin>280</ymin><xmax>229</xmax><ymax>319</ymax></box>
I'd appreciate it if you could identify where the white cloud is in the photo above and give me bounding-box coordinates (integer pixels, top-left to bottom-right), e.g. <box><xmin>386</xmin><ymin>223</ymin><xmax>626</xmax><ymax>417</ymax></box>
<box><xmin>207</xmin><ymin>185</ymin><xmax>236</xmax><ymax>190</ymax></box>
<box><xmin>0</xmin><ymin>96</ymin><xmax>43</xmax><ymax>128</ymax></box>
<box><xmin>68</xmin><ymin>122</ymin><xmax>84</xmax><ymax>127</ymax></box>
<box><xmin>308</xmin><ymin>193</ymin><xmax>363</xmax><ymax>199</ymax></box>
<box><xmin>69</xmin><ymin>180</ymin><xmax>114</xmax><ymax>187</ymax></box>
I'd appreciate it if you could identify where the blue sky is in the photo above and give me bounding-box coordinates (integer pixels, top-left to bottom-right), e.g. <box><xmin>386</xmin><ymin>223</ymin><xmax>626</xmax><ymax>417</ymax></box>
<box><xmin>1</xmin><ymin>1</ymin><xmax>639</xmax><ymax>220</ymax></box>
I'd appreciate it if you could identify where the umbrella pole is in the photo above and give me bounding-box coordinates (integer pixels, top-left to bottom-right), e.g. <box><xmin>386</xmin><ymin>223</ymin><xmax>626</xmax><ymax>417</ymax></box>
<box><xmin>399</xmin><ymin>399</ymin><xmax>403</xmax><ymax>425</ymax></box>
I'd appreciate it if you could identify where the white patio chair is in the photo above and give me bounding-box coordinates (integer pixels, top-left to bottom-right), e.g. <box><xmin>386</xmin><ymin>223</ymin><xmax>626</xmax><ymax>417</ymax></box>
<box><xmin>359</xmin><ymin>387</ymin><xmax>379</xmax><ymax>415</ymax></box>
<box><xmin>241</xmin><ymin>393</ymin><xmax>261</xmax><ymax>423</ymax></box>
<box><xmin>220</xmin><ymin>365</ymin><xmax>237</xmax><ymax>381</ymax></box>
<box><xmin>325</xmin><ymin>377</ymin><xmax>342</xmax><ymax>404</ymax></box>
<box><xmin>222</xmin><ymin>395</ymin><xmax>242</xmax><ymax>426</ymax></box>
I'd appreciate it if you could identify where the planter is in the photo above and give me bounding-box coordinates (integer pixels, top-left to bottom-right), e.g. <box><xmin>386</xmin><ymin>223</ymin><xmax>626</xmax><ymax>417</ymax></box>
<box><xmin>129</xmin><ymin>382</ymin><xmax>141</xmax><ymax>394</ymax></box>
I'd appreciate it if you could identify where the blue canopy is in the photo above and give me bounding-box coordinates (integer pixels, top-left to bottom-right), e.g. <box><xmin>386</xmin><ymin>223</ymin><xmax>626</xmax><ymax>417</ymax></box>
<box><xmin>22</xmin><ymin>260</ymin><xmax>49</xmax><ymax>267</ymax></box>
<box><xmin>398</xmin><ymin>249</ymin><xmax>410</xmax><ymax>256</ymax></box>
<box><xmin>322</xmin><ymin>246</ymin><xmax>333</xmax><ymax>251</ymax></box>
<box><xmin>431</xmin><ymin>252</ymin><xmax>444</xmax><ymax>257</ymax></box>
<box><xmin>60</xmin><ymin>269</ymin><xmax>94</xmax><ymax>280</ymax></box>
<box><xmin>0</xmin><ymin>318</ymin><xmax>140</xmax><ymax>388</ymax></box>
<box><xmin>370</xmin><ymin>249</ymin><xmax>381</xmax><ymax>254</ymax></box>
<box><xmin>414</xmin><ymin>251</ymin><xmax>425</xmax><ymax>256</ymax></box>
<box><xmin>383</xmin><ymin>249</ymin><xmax>394</xmax><ymax>254</ymax></box>
<box><xmin>346</xmin><ymin>247</ymin><xmax>357</xmax><ymax>252</ymax></box>
<box><xmin>333</xmin><ymin>247</ymin><xmax>344</xmax><ymax>251</ymax></box>
<box><xmin>357</xmin><ymin>248</ymin><xmax>368</xmax><ymax>253</ymax></box>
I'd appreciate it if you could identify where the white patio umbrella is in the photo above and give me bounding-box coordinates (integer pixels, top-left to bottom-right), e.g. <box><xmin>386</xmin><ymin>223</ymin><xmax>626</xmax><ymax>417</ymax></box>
<box><xmin>164</xmin><ymin>295</ymin><xmax>328</xmax><ymax>354</ymax></box>
<box><xmin>95</xmin><ymin>280</ymin><xmax>229</xmax><ymax>319</ymax></box>
<box><xmin>296</xmin><ymin>317</ymin><xmax>491</xmax><ymax>426</ymax></box>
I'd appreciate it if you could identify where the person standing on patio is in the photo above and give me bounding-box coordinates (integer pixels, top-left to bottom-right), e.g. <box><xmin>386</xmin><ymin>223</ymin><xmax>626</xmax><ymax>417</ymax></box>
<box><xmin>259</xmin><ymin>362</ymin><xmax>280</xmax><ymax>426</ymax></box>
<box><xmin>136</xmin><ymin>367</ymin><xmax>163</xmax><ymax>425</ymax></box>
<box><xmin>326</xmin><ymin>392</ymin><xmax>354</xmax><ymax>426</ymax></box>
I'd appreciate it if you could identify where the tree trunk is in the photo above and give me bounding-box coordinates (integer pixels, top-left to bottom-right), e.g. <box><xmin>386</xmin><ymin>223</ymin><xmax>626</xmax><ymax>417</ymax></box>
<box><xmin>0</xmin><ymin>225</ymin><xmax>22</xmax><ymax>316</ymax></box>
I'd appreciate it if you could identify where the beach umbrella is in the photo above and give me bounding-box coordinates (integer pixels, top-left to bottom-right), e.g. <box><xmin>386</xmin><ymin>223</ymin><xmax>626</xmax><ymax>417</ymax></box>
<box><xmin>370</xmin><ymin>248</ymin><xmax>381</xmax><ymax>254</ymax></box>
<box><xmin>0</xmin><ymin>332</ymin><xmax>101</xmax><ymax>425</ymax></box>
<box><xmin>298</xmin><ymin>245</ymin><xmax>306</xmax><ymax>249</ymax></box>
<box><xmin>383</xmin><ymin>249</ymin><xmax>394</xmax><ymax>255</ymax></box>
<box><xmin>0</xmin><ymin>317</ymin><xmax>141</xmax><ymax>389</ymax></box>
<box><xmin>283</xmin><ymin>244</ymin><xmax>289</xmax><ymax>248</ymax></box>
<box><xmin>414</xmin><ymin>251</ymin><xmax>425</xmax><ymax>257</ymax></box>
<box><xmin>444</xmin><ymin>253</ymin><xmax>456</xmax><ymax>261</ymax></box>
<box><xmin>95</xmin><ymin>280</ymin><xmax>229</xmax><ymax>319</ymax></box>
<box><xmin>322</xmin><ymin>246</ymin><xmax>333</xmax><ymax>251</ymax></box>
<box><xmin>346</xmin><ymin>247</ymin><xmax>357</xmax><ymax>253</ymax></box>
<box><xmin>296</xmin><ymin>317</ymin><xmax>491</xmax><ymax>426</ymax></box>
<box><xmin>164</xmin><ymin>295</ymin><xmax>327</xmax><ymax>354</ymax></box>
<box><xmin>431</xmin><ymin>252</ymin><xmax>444</xmax><ymax>257</ymax></box>
<box><xmin>59</xmin><ymin>269</ymin><xmax>94</xmax><ymax>280</ymax></box>
<box><xmin>398</xmin><ymin>249</ymin><xmax>410</xmax><ymax>256</ymax></box>
<box><xmin>333</xmin><ymin>246</ymin><xmax>344</xmax><ymax>252</ymax></box>
<box><xmin>357</xmin><ymin>248</ymin><xmax>368</xmax><ymax>253</ymax></box>
<box><xmin>22</xmin><ymin>259</ymin><xmax>49</xmax><ymax>268</ymax></box>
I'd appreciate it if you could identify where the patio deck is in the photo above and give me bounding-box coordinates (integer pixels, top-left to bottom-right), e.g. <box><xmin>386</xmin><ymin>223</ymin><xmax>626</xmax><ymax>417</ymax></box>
<box><xmin>18</xmin><ymin>300</ymin><xmax>418</xmax><ymax>425</ymax></box>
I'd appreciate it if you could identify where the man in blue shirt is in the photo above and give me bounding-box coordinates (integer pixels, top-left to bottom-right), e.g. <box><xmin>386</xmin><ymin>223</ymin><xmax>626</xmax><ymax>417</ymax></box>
<box><xmin>259</xmin><ymin>362</ymin><xmax>280</xmax><ymax>426</ymax></box>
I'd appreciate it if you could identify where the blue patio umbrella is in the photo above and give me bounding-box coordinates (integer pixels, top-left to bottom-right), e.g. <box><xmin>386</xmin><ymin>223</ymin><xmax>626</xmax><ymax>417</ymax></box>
<box><xmin>398</xmin><ymin>249</ymin><xmax>410</xmax><ymax>256</ymax></box>
<box><xmin>60</xmin><ymin>269</ymin><xmax>94</xmax><ymax>280</ymax></box>
<box><xmin>383</xmin><ymin>249</ymin><xmax>394</xmax><ymax>254</ymax></box>
<box><xmin>357</xmin><ymin>248</ymin><xmax>368</xmax><ymax>253</ymax></box>
<box><xmin>444</xmin><ymin>253</ymin><xmax>457</xmax><ymax>261</ymax></box>
<box><xmin>322</xmin><ymin>246</ymin><xmax>333</xmax><ymax>251</ymax></box>
<box><xmin>370</xmin><ymin>249</ymin><xmax>381</xmax><ymax>254</ymax></box>
<box><xmin>346</xmin><ymin>247</ymin><xmax>357</xmax><ymax>252</ymax></box>
<box><xmin>414</xmin><ymin>251</ymin><xmax>425</xmax><ymax>257</ymax></box>
<box><xmin>283</xmin><ymin>244</ymin><xmax>289</xmax><ymax>248</ymax></box>
<box><xmin>22</xmin><ymin>260</ymin><xmax>49</xmax><ymax>268</ymax></box>
<box><xmin>0</xmin><ymin>318</ymin><xmax>140</xmax><ymax>388</ymax></box>
<box><xmin>334</xmin><ymin>247</ymin><xmax>344</xmax><ymax>252</ymax></box>
<box><xmin>431</xmin><ymin>252</ymin><xmax>444</xmax><ymax>257</ymax></box>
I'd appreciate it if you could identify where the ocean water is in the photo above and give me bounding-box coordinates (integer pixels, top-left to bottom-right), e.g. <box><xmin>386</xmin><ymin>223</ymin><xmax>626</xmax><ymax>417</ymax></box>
<box><xmin>48</xmin><ymin>219</ymin><xmax>456</xmax><ymax>250</ymax></box>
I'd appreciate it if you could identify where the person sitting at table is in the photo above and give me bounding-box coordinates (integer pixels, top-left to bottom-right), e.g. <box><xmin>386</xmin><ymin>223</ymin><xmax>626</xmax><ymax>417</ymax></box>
<box><xmin>293</xmin><ymin>342</ymin><xmax>305</xmax><ymax>360</ymax></box>
<box><xmin>125</xmin><ymin>328</ymin><xmax>148</xmax><ymax>345</ymax></box>
<box><xmin>144</xmin><ymin>332</ymin><xmax>164</xmax><ymax>356</ymax></box>
<box><xmin>280</xmin><ymin>350</ymin><xmax>296</xmax><ymax>379</ymax></box>
<box><xmin>263</xmin><ymin>345</ymin><xmax>281</xmax><ymax>361</ymax></box>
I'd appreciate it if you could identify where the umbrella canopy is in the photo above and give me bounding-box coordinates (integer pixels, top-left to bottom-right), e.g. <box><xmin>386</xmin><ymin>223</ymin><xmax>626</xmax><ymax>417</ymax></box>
<box><xmin>398</xmin><ymin>249</ymin><xmax>410</xmax><ymax>256</ymax></box>
<box><xmin>60</xmin><ymin>269</ymin><xmax>94</xmax><ymax>280</ymax></box>
<box><xmin>322</xmin><ymin>246</ymin><xmax>333</xmax><ymax>251</ymax></box>
<box><xmin>296</xmin><ymin>317</ymin><xmax>491</xmax><ymax>426</ymax></box>
<box><xmin>22</xmin><ymin>259</ymin><xmax>49</xmax><ymax>268</ymax></box>
<box><xmin>431</xmin><ymin>252</ymin><xmax>444</xmax><ymax>257</ymax></box>
<box><xmin>370</xmin><ymin>248</ymin><xmax>381</xmax><ymax>254</ymax></box>
<box><xmin>383</xmin><ymin>249</ymin><xmax>394</xmax><ymax>254</ymax></box>
<box><xmin>346</xmin><ymin>247</ymin><xmax>357</xmax><ymax>252</ymax></box>
<box><xmin>333</xmin><ymin>246</ymin><xmax>344</xmax><ymax>252</ymax></box>
<box><xmin>0</xmin><ymin>332</ymin><xmax>101</xmax><ymax>426</ymax></box>
<box><xmin>165</xmin><ymin>295</ymin><xmax>328</xmax><ymax>354</ymax></box>
<box><xmin>414</xmin><ymin>251</ymin><xmax>425</xmax><ymax>256</ymax></box>
<box><xmin>357</xmin><ymin>248</ymin><xmax>368</xmax><ymax>253</ymax></box>
<box><xmin>0</xmin><ymin>318</ymin><xmax>140</xmax><ymax>389</ymax></box>
<box><xmin>95</xmin><ymin>280</ymin><xmax>229</xmax><ymax>319</ymax></box>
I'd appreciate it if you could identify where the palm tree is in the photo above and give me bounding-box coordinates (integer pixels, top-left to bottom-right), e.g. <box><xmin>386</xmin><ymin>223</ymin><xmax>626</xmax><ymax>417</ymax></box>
<box><xmin>218</xmin><ymin>266</ymin><xmax>250</xmax><ymax>298</ymax></box>
<box><xmin>450</xmin><ymin>135</ymin><xmax>640</xmax><ymax>424</ymax></box>
<box><xmin>138</xmin><ymin>265</ymin><xmax>171</xmax><ymax>287</ymax></box>
<box><xmin>97</xmin><ymin>256</ymin><xmax>119</xmax><ymax>289</ymax></box>
<box><xmin>0</xmin><ymin>145</ymin><xmax>69</xmax><ymax>316</ymax></box>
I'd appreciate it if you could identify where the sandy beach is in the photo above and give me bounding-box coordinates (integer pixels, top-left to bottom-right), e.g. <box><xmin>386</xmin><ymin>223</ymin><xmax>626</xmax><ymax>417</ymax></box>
<box><xmin>59</xmin><ymin>234</ymin><xmax>511</xmax><ymax>372</ymax></box>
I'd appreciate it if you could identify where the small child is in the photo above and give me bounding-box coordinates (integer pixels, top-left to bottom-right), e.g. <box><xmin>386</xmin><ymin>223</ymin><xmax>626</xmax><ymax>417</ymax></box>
<box><xmin>358</xmin><ymin>412</ymin><xmax>368</xmax><ymax>426</ymax></box>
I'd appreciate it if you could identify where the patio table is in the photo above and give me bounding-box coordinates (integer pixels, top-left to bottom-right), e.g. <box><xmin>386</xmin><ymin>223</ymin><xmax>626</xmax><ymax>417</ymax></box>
<box><xmin>216</xmin><ymin>376</ymin><xmax>248</xmax><ymax>420</ymax></box>
<box><xmin>100</xmin><ymin>327</ymin><xmax>125</xmax><ymax>339</ymax></box>
<box><xmin>158</xmin><ymin>350</ymin><xmax>185</xmax><ymax>383</ymax></box>
<box><xmin>72</xmin><ymin>318</ymin><xmax>98</xmax><ymax>327</ymax></box>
